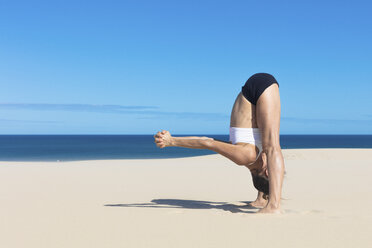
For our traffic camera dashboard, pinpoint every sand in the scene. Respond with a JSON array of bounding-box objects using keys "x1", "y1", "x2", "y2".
[{"x1": 0, "y1": 149, "x2": 371, "y2": 248}]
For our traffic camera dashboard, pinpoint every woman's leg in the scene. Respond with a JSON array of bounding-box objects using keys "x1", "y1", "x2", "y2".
[
  {"x1": 249, "y1": 191, "x2": 268, "y2": 208},
  {"x1": 255, "y1": 83, "x2": 285, "y2": 213},
  {"x1": 154, "y1": 131, "x2": 257, "y2": 166}
]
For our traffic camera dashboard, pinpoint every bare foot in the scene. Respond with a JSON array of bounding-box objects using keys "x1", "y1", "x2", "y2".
[
  {"x1": 257, "y1": 205, "x2": 282, "y2": 214},
  {"x1": 249, "y1": 199, "x2": 268, "y2": 208},
  {"x1": 154, "y1": 130, "x2": 172, "y2": 148},
  {"x1": 248, "y1": 191, "x2": 268, "y2": 208}
]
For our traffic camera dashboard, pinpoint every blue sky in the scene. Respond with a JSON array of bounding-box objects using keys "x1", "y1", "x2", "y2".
[{"x1": 0, "y1": 0, "x2": 371, "y2": 134}]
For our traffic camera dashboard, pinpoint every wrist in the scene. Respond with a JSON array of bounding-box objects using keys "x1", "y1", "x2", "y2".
[{"x1": 169, "y1": 137, "x2": 176, "y2": 146}]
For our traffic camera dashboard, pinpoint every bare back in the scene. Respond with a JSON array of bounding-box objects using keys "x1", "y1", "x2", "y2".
[{"x1": 230, "y1": 92, "x2": 258, "y2": 128}]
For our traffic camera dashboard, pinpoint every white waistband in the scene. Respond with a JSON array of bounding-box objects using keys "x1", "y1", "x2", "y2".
[{"x1": 229, "y1": 127, "x2": 262, "y2": 157}]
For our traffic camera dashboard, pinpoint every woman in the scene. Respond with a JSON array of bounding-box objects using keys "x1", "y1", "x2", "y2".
[{"x1": 154, "y1": 73, "x2": 285, "y2": 213}]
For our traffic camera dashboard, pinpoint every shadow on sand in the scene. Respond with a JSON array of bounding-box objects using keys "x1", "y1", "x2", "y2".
[{"x1": 104, "y1": 199, "x2": 259, "y2": 214}]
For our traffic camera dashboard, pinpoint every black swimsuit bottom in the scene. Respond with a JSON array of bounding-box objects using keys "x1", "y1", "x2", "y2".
[{"x1": 241, "y1": 73, "x2": 279, "y2": 105}]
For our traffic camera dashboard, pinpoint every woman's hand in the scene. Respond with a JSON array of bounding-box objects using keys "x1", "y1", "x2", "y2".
[{"x1": 154, "y1": 130, "x2": 172, "y2": 148}]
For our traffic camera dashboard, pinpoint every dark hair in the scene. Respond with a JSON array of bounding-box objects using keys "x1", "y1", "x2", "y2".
[{"x1": 251, "y1": 174, "x2": 269, "y2": 196}]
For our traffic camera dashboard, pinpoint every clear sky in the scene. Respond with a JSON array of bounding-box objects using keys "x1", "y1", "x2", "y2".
[{"x1": 0, "y1": 0, "x2": 371, "y2": 134}]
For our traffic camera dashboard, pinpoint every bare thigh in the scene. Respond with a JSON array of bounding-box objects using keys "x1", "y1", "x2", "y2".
[{"x1": 255, "y1": 84, "x2": 281, "y2": 148}]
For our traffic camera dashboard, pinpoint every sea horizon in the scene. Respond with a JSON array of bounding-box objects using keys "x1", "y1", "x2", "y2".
[
  {"x1": 1, "y1": 133, "x2": 371, "y2": 135},
  {"x1": 0, "y1": 134, "x2": 371, "y2": 162}
]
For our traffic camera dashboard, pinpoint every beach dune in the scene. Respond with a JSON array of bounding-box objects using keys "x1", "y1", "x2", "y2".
[{"x1": 0, "y1": 149, "x2": 371, "y2": 248}]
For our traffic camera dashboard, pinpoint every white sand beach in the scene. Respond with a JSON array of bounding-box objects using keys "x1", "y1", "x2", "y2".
[{"x1": 1, "y1": 149, "x2": 371, "y2": 248}]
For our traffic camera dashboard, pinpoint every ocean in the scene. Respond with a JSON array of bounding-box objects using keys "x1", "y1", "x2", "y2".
[{"x1": 0, "y1": 135, "x2": 371, "y2": 162}]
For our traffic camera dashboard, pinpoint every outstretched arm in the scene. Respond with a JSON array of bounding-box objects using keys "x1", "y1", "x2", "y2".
[
  {"x1": 155, "y1": 130, "x2": 258, "y2": 168},
  {"x1": 154, "y1": 130, "x2": 213, "y2": 149}
]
